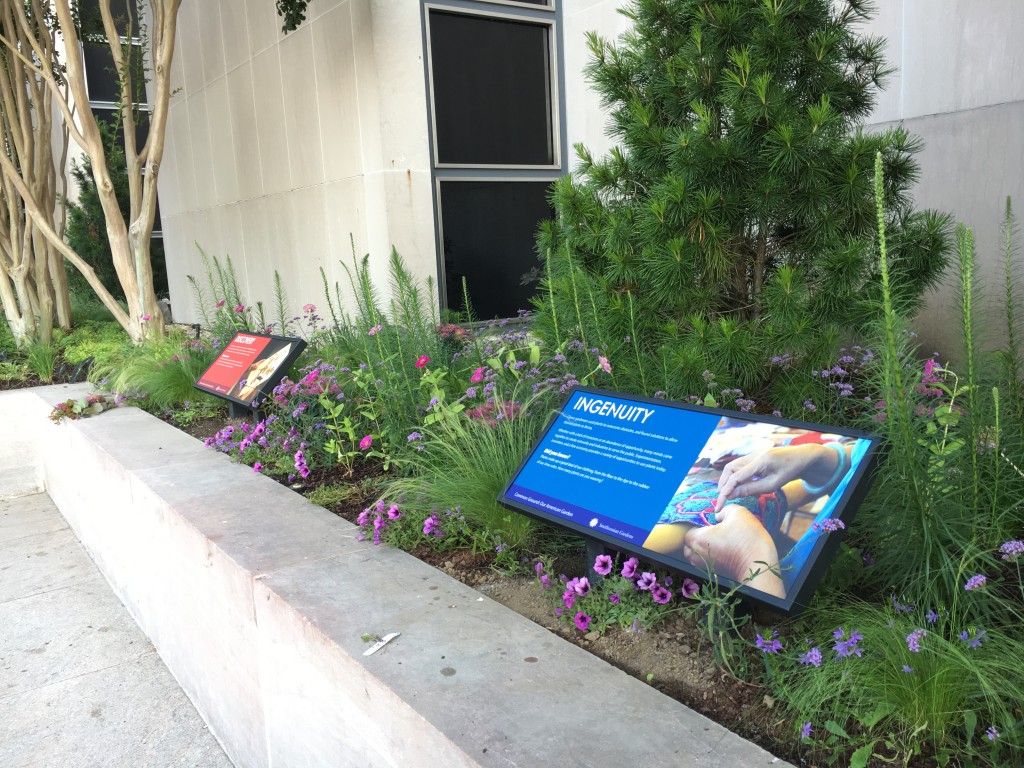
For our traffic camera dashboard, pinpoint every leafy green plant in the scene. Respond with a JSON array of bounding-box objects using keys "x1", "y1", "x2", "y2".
[
  {"x1": 89, "y1": 329, "x2": 219, "y2": 410},
  {"x1": 761, "y1": 159, "x2": 1024, "y2": 767},
  {"x1": 307, "y1": 481, "x2": 376, "y2": 510},
  {"x1": 533, "y1": 0, "x2": 951, "y2": 403},
  {"x1": 0, "y1": 358, "x2": 30, "y2": 383},
  {"x1": 381, "y1": 402, "x2": 548, "y2": 551},
  {"x1": 317, "y1": 393, "x2": 392, "y2": 474},
  {"x1": 766, "y1": 598, "x2": 1023, "y2": 766},
  {"x1": 24, "y1": 341, "x2": 57, "y2": 382},
  {"x1": 534, "y1": 552, "x2": 702, "y2": 634},
  {"x1": 58, "y1": 321, "x2": 130, "y2": 365},
  {"x1": 165, "y1": 397, "x2": 224, "y2": 429}
]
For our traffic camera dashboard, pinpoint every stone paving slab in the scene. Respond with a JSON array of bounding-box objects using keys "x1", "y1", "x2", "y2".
[
  {"x1": 0, "y1": 579, "x2": 154, "y2": 697},
  {"x1": 0, "y1": 653, "x2": 232, "y2": 768},
  {"x1": 0, "y1": 492, "x2": 232, "y2": 768},
  {"x1": 0, "y1": 527, "x2": 102, "y2": 604},
  {"x1": 0, "y1": 493, "x2": 69, "y2": 543}
]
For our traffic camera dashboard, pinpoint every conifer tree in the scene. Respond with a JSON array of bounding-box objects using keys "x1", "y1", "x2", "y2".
[{"x1": 536, "y1": 0, "x2": 951, "y2": 399}]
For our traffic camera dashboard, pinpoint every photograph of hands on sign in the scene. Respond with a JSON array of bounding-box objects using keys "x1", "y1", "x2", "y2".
[
  {"x1": 642, "y1": 418, "x2": 869, "y2": 600},
  {"x1": 227, "y1": 342, "x2": 294, "y2": 404}
]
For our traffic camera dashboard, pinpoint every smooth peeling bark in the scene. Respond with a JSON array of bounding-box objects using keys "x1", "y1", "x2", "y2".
[{"x1": 0, "y1": 0, "x2": 181, "y2": 343}]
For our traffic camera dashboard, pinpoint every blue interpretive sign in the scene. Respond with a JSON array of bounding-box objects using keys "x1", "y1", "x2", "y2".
[{"x1": 500, "y1": 387, "x2": 879, "y2": 613}]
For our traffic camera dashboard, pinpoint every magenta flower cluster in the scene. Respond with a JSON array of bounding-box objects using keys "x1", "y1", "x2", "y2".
[{"x1": 356, "y1": 499, "x2": 402, "y2": 544}]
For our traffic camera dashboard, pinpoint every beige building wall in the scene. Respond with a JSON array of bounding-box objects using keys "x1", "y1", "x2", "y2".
[
  {"x1": 159, "y1": 0, "x2": 435, "y2": 325},
  {"x1": 562, "y1": 1, "x2": 631, "y2": 164},
  {"x1": 859, "y1": 0, "x2": 1024, "y2": 359}
]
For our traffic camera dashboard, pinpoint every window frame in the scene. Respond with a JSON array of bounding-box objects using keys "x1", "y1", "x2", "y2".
[
  {"x1": 422, "y1": 0, "x2": 566, "y2": 313},
  {"x1": 424, "y1": 3, "x2": 562, "y2": 172}
]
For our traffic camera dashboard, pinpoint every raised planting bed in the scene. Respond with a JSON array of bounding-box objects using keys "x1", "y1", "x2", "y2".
[{"x1": 1, "y1": 384, "x2": 790, "y2": 768}]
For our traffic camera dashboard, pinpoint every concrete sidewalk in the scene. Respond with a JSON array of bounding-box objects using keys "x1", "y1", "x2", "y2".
[{"x1": 0, "y1": 491, "x2": 233, "y2": 768}]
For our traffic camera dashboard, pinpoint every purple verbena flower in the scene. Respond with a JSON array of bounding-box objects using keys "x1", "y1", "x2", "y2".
[
  {"x1": 960, "y1": 628, "x2": 987, "y2": 649},
  {"x1": 999, "y1": 540, "x2": 1024, "y2": 561},
  {"x1": 964, "y1": 574, "x2": 987, "y2": 591},
  {"x1": 811, "y1": 518, "x2": 846, "y2": 533},
  {"x1": 798, "y1": 647, "x2": 822, "y2": 667},
  {"x1": 906, "y1": 628, "x2": 927, "y2": 653},
  {"x1": 833, "y1": 628, "x2": 864, "y2": 659},
  {"x1": 756, "y1": 631, "x2": 782, "y2": 654}
]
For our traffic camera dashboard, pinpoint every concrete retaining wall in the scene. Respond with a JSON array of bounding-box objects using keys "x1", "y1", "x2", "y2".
[{"x1": 3, "y1": 384, "x2": 789, "y2": 768}]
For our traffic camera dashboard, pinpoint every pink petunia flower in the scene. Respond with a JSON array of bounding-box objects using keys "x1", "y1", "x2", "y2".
[
  {"x1": 621, "y1": 557, "x2": 639, "y2": 579},
  {"x1": 573, "y1": 612, "x2": 592, "y2": 632},
  {"x1": 680, "y1": 578, "x2": 700, "y2": 599},
  {"x1": 415, "y1": 355, "x2": 430, "y2": 368},
  {"x1": 651, "y1": 585, "x2": 672, "y2": 604},
  {"x1": 593, "y1": 554, "x2": 613, "y2": 576}
]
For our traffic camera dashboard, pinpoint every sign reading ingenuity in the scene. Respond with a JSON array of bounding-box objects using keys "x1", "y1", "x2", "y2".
[{"x1": 500, "y1": 387, "x2": 879, "y2": 613}]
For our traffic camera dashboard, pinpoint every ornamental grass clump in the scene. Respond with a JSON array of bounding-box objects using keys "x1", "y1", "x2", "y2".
[
  {"x1": 762, "y1": 163, "x2": 1024, "y2": 765},
  {"x1": 764, "y1": 595, "x2": 1024, "y2": 767}
]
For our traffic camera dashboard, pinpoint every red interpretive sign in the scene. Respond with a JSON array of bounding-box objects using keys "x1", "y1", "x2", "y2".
[{"x1": 195, "y1": 332, "x2": 305, "y2": 407}]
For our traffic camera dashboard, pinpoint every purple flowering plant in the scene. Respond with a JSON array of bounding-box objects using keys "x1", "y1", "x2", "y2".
[{"x1": 533, "y1": 554, "x2": 702, "y2": 634}]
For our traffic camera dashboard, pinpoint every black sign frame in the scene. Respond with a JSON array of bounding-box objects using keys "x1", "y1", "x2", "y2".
[{"x1": 194, "y1": 331, "x2": 307, "y2": 409}]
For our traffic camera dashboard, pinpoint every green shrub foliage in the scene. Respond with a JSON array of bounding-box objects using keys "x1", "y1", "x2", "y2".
[
  {"x1": 535, "y1": 0, "x2": 952, "y2": 398},
  {"x1": 65, "y1": 122, "x2": 168, "y2": 301}
]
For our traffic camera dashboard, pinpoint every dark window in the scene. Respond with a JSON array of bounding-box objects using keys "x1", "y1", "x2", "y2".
[
  {"x1": 429, "y1": 11, "x2": 553, "y2": 166},
  {"x1": 439, "y1": 181, "x2": 553, "y2": 318},
  {"x1": 83, "y1": 41, "x2": 146, "y2": 104},
  {"x1": 94, "y1": 107, "x2": 150, "y2": 153}
]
